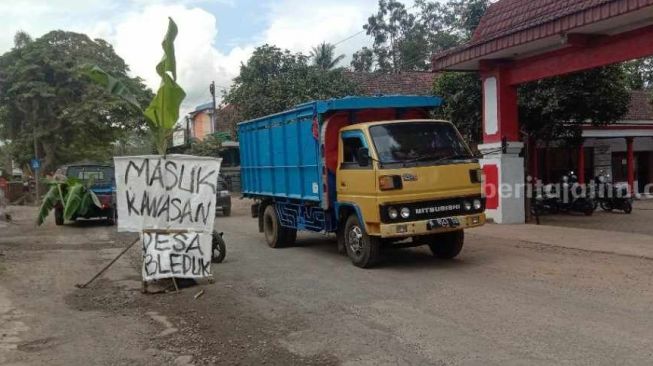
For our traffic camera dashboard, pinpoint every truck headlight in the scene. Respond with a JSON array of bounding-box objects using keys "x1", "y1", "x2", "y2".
[
  {"x1": 218, "y1": 190, "x2": 229, "y2": 197},
  {"x1": 388, "y1": 207, "x2": 399, "y2": 219},
  {"x1": 473, "y1": 199, "x2": 482, "y2": 210},
  {"x1": 463, "y1": 200, "x2": 472, "y2": 211},
  {"x1": 400, "y1": 207, "x2": 410, "y2": 219}
]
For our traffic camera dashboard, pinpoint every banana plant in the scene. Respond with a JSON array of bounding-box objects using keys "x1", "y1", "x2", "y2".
[
  {"x1": 86, "y1": 17, "x2": 186, "y2": 155},
  {"x1": 37, "y1": 178, "x2": 101, "y2": 226}
]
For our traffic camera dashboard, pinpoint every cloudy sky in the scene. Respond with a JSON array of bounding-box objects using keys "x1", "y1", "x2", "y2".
[{"x1": 0, "y1": 0, "x2": 405, "y2": 113}]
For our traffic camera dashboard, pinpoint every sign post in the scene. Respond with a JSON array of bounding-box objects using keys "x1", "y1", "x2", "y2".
[
  {"x1": 114, "y1": 154, "x2": 222, "y2": 290},
  {"x1": 30, "y1": 158, "x2": 41, "y2": 205}
]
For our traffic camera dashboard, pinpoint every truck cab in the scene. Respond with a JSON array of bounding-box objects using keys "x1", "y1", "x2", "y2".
[
  {"x1": 239, "y1": 96, "x2": 485, "y2": 268},
  {"x1": 335, "y1": 120, "x2": 485, "y2": 267}
]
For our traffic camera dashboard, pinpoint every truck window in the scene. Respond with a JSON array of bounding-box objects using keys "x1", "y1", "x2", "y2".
[{"x1": 341, "y1": 136, "x2": 366, "y2": 169}]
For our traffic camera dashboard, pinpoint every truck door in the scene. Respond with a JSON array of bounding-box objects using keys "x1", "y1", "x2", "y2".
[{"x1": 336, "y1": 130, "x2": 377, "y2": 223}]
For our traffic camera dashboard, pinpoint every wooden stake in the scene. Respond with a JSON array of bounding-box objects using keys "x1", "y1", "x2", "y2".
[{"x1": 76, "y1": 236, "x2": 140, "y2": 289}]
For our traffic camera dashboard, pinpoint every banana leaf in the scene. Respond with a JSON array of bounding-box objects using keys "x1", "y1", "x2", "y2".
[
  {"x1": 88, "y1": 190, "x2": 102, "y2": 208},
  {"x1": 63, "y1": 183, "x2": 85, "y2": 221},
  {"x1": 85, "y1": 17, "x2": 185, "y2": 155},
  {"x1": 85, "y1": 65, "x2": 143, "y2": 113},
  {"x1": 37, "y1": 184, "x2": 63, "y2": 226},
  {"x1": 77, "y1": 192, "x2": 92, "y2": 216}
]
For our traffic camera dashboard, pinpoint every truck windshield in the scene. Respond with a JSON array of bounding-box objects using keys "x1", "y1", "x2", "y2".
[{"x1": 369, "y1": 122, "x2": 472, "y2": 166}]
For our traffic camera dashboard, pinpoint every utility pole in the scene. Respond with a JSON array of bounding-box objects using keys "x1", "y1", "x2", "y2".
[
  {"x1": 32, "y1": 120, "x2": 40, "y2": 206},
  {"x1": 209, "y1": 81, "x2": 217, "y2": 133},
  {"x1": 185, "y1": 116, "x2": 191, "y2": 147}
]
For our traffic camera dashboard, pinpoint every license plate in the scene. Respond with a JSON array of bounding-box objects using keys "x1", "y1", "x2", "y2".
[{"x1": 427, "y1": 217, "x2": 460, "y2": 230}]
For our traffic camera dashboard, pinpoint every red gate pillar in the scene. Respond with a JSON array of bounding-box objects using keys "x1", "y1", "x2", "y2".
[
  {"x1": 478, "y1": 63, "x2": 525, "y2": 224},
  {"x1": 626, "y1": 137, "x2": 635, "y2": 194},
  {"x1": 577, "y1": 142, "x2": 585, "y2": 185}
]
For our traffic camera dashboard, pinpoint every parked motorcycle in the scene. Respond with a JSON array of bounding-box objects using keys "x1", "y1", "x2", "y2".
[
  {"x1": 557, "y1": 171, "x2": 595, "y2": 216},
  {"x1": 593, "y1": 173, "x2": 632, "y2": 214},
  {"x1": 531, "y1": 183, "x2": 559, "y2": 216}
]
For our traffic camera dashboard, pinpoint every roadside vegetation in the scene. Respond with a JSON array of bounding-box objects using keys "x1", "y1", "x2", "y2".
[{"x1": 0, "y1": 31, "x2": 153, "y2": 173}]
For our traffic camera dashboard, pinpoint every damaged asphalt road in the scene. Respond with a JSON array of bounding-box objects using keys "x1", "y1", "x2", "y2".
[{"x1": 1, "y1": 201, "x2": 653, "y2": 365}]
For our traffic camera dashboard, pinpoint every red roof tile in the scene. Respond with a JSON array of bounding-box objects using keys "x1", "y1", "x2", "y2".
[
  {"x1": 623, "y1": 90, "x2": 653, "y2": 121},
  {"x1": 344, "y1": 71, "x2": 437, "y2": 96},
  {"x1": 433, "y1": 0, "x2": 653, "y2": 70}
]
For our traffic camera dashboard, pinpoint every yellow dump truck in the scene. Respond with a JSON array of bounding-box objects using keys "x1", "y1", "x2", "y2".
[{"x1": 239, "y1": 96, "x2": 485, "y2": 268}]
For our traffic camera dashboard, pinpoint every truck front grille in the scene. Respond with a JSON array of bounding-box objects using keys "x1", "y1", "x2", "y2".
[{"x1": 379, "y1": 196, "x2": 485, "y2": 223}]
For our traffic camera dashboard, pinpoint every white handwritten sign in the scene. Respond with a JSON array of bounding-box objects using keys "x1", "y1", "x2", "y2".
[
  {"x1": 142, "y1": 232, "x2": 212, "y2": 281},
  {"x1": 114, "y1": 155, "x2": 222, "y2": 233}
]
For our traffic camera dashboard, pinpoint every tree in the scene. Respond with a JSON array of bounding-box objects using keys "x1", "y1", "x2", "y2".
[
  {"x1": 352, "y1": 0, "x2": 489, "y2": 72},
  {"x1": 351, "y1": 47, "x2": 374, "y2": 72},
  {"x1": 518, "y1": 65, "x2": 631, "y2": 144},
  {"x1": 224, "y1": 45, "x2": 358, "y2": 121},
  {"x1": 434, "y1": 66, "x2": 631, "y2": 146},
  {"x1": 310, "y1": 42, "x2": 345, "y2": 70},
  {"x1": 0, "y1": 31, "x2": 152, "y2": 173},
  {"x1": 433, "y1": 72, "x2": 482, "y2": 143},
  {"x1": 622, "y1": 57, "x2": 653, "y2": 90},
  {"x1": 188, "y1": 132, "x2": 230, "y2": 157},
  {"x1": 362, "y1": 0, "x2": 429, "y2": 72}
]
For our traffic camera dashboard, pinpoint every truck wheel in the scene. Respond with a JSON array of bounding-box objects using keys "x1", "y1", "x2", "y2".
[
  {"x1": 428, "y1": 230, "x2": 464, "y2": 259},
  {"x1": 344, "y1": 215, "x2": 380, "y2": 268},
  {"x1": 223, "y1": 206, "x2": 231, "y2": 217},
  {"x1": 106, "y1": 208, "x2": 116, "y2": 226},
  {"x1": 55, "y1": 207, "x2": 64, "y2": 226},
  {"x1": 263, "y1": 205, "x2": 296, "y2": 248}
]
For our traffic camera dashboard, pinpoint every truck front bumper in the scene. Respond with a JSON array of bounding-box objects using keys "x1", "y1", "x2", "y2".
[{"x1": 379, "y1": 213, "x2": 486, "y2": 238}]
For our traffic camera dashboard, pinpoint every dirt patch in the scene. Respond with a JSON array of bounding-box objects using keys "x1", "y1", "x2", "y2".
[
  {"x1": 65, "y1": 279, "x2": 140, "y2": 313},
  {"x1": 150, "y1": 287, "x2": 339, "y2": 366},
  {"x1": 64, "y1": 276, "x2": 337, "y2": 365}
]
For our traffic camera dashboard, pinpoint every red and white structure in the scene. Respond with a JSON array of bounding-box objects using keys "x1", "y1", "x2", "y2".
[{"x1": 433, "y1": 0, "x2": 653, "y2": 223}]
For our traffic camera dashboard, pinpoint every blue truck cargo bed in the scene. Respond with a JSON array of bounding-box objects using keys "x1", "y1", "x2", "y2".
[{"x1": 238, "y1": 95, "x2": 443, "y2": 205}]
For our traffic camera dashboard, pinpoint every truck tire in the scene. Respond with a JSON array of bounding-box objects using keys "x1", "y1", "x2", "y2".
[
  {"x1": 428, "y1": 230, "x2": 464, "y2": 259},
  {"x1": 106, "y1": 208, "x2": 116, "y2": 226},
  {"x1": 344, "y1": 215, "x2": 380, "y2": 268},
  {"x1": 55, "y1": 207, "x2": 64, "y2": 226},
  {"x1": 223, "y1": 206, "x2": 231, "y2": 217},
  {"x1": 263, "y1": 205, "x2": 296, "y2": 248}
]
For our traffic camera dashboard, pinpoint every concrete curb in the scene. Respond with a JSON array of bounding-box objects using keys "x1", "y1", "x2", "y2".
[{"x1": 471, "y1": 223, "x2": 653, "y2": 260}]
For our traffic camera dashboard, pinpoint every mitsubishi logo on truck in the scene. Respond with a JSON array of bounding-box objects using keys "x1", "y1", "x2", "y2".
[
  {"x1": 415, "y1": 204, "x2": 461, "y2": 215},
  {"x1": 402, "y1": 173, "x2": 417, "y2": 181}
]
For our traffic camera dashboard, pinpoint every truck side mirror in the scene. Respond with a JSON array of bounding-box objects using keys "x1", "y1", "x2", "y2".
[{"x1": 357, "y1": 147, "x2": 370, "y2": 167}]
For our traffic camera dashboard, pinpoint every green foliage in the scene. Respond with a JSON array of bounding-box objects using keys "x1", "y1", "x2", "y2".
[
  {"x1": 310, "y1": 42, "x2": 345, "y2": 70},
  {"x1": 351, "y1": 47, "x2": 374, "y2": 72},
  {"x1": 36, "y1": 177, "x2": 100, "y2": 225},
  {"x1": 188, "y1": 132, "x2": 230, "y2": 157},
  {"x1": 353, "y1": 0, "x2": 489, "y2": 72},
  {"x1": 145, "y1": 19, "x2": 186, "y2": 154},
  {"x1": 434, "y1": 66, "x2": 631, "y2": 145},
  {"x1": 37, "y1": 183, "x2": 64, "y2": 226},
  {"x1": 433, "y1": 72, "x2": 482, "y2": 143},
  {"x1": 86, "y1": 66, "x2": 143, "y2": 112},
  {"x1": 622, "y1": 57, "x2": 653, "y2": 90},
  {"x1": 0, "y1": 30, "x2": 152, "y2": 173},
  {"x1": 88, "y1": 18, "x2": 186, "y2": 155},
  {"x1": 224, "y1": 45, "x2": 358, "y2": 121},
  {"x1": 518, "y1": 65, "x2": 631, "y2": 144}
]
